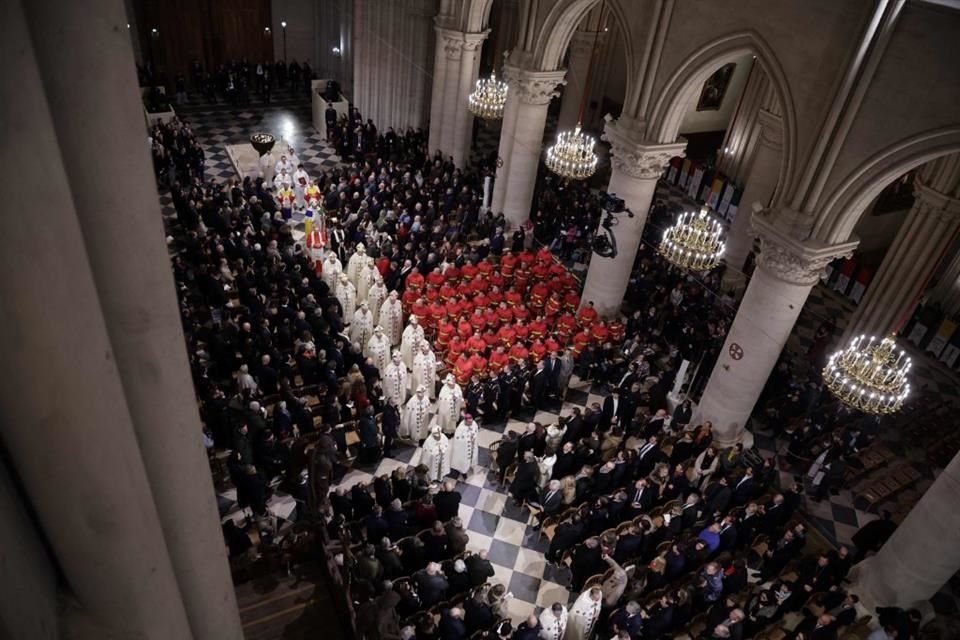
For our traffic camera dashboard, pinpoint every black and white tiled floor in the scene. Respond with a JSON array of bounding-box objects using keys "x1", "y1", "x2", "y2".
[{"x1": 165, "y1": 97, "x2": 960, "y2": 618}]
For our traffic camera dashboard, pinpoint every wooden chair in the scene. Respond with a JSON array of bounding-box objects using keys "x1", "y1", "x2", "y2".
[
  {"x1": 583, "y1": 573, "x2": 605, "y2": 589},
  {"x1": 540, "y1": 514, "x2": 560, "y2": 544}
]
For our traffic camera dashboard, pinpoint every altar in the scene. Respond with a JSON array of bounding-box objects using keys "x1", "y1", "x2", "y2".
[{"x1": 224, "y1": 136, "x2": 299, "y2": 184}]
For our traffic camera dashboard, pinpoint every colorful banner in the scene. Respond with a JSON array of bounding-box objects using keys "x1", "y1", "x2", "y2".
[
  {"x1": 718, "y1": 183, "x2": 736, "y2": 216},
  {"x1": 667, "y1": 156, "x2": 683, "y2": 184},
  {"x1": 706, "y1": 178, "x2": 724, "y2": 209},
  {"x1": 926, "y1": 318, "x2": 956, "y2": 357},
  {"x1": 907, "y1": 322, "x2": 929, "y2": 346},
  {"x1": 688, "y1": 168, "x2": 704, "y2": 200},
  {"x1": 679, "y1": 158, "x2": 693, "y2": 188},
  {"x1": 832, "y1": 258, "x2": 856, "y2": 295},
  {"x1": 849, "y1": 268, "x2": 873, "y2": 304}
]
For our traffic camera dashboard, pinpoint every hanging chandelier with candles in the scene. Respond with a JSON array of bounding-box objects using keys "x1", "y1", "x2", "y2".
[
  {"x1": 468, "y1": 72, "x2": 508, "y2": 120},
  {"x1": 545, "y1": 124, "x2": 599, "y2": 180},
  {"x1": 544, "y1": 2, "x2": 604, "y2": 180},
  {"x1": 822, "y1": 334, "x2": 911, "y2": 415},
  {"x1": 658, "y1": 205, "x2": 726, "y2": 272}
]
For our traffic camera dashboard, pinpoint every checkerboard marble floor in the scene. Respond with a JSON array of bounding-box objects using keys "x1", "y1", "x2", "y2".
[{"x1": 166, "y1": 101, "x2": 960, "y2": 617}]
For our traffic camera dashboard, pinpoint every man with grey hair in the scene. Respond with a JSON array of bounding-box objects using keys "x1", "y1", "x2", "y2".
[
  {"x1": 609, "y1": 601, "x2": 643, "y2": 639},
  {"x1": 445, "y1": 516, "x2": 469, "y2": 555},
  {"x1": 413, "y1": 561, "x2": 449, "y2": 607},
  {"x1": 532, "y1": 479, "x2": 564, "y2": 528},
  {"x1": 439, "y1": 607, "x2": 467, "y2": 640}
]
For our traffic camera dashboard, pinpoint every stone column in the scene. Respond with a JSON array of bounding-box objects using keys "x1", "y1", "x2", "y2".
[
  {"x1": 1, "y1": 2, "x2": 194, "y2": 636},
  {"x1": 696, "y1": 212, "x2": 858, "y2": 446},
  {"x1": 438, "y1": 28, "x2": 464, "y2": 161},
  {"x1": 580, "y1": 119, "x2": 686, "y2": 316},
  {"x1": 556, "y1": 30, "x2": 596, "y2": 133},
  {"x1": 932, "y1": 246, "x2": 960, "y2": 315},
  {"x1": 21, "y1": 0, "x2": 244, "y2": 637},
  {"x1": 489, "y1": 65, "x2": 522, "y2": 215},
  {"x1": 493, "y1": 66, "x2": 566, "y2": 228},
  {"x1": 721, "y1": 108, "x2": 784, "y2": 294},
  {"x1": 843, "y1": 156, "x2": 960, "y2": 340},
  {"x1": 450, "y1": 31, "x2": 488, "y2": 168},
  {"x1": 428, "y1": 22, "x2": 453, "y2": 155},
  {"x1": 855, "y1": 449, "x2": 960, "y2": 608}
]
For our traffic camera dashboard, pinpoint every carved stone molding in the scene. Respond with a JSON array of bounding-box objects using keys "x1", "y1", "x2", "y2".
[
  {"x1": 461, "y1": 31, "x2": 489, "y2": 52},
  {"x1": 914, "y1": 181, "x2": 960, "y2": 223},
  {"x1": 756, "y1": 109, "x2": 784, "y2": 151},
  {"x1": 603, "y1": 118, "x2": 687, "y2": 180},
  {"x1": 504, "y1": 67, "x2": 566, "y2": 106},
  {"x1": 754, "y1": 211, "x2": 858, "y2": 286}
]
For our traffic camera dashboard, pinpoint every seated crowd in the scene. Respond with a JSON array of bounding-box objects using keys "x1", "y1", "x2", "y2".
[{"x1": 159, "y1": 102, "x2": 916, "y2": 640}]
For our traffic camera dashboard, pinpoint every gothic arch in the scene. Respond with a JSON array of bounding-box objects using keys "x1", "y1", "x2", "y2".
[
  {"x1": 465, "y1": 0, "x2": 495, "y2": 33},
  {"x1": 646, "y1": 31, "x2": 798, "y2": 209},
  {"x1": 811, "y1": 127, "x2": 960, "y2": 244},
  {"x1": 533, "y1": 0, "x2": 634, "y2": 97}
]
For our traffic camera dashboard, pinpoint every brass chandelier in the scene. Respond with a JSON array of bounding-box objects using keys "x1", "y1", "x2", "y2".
[
  {"x1": 658, "y1": 206, "x2": 726, "y2": 272},
  {"x1": 545, "y1": 124, "x2": 598, "y2": 180},
  {"x1": 544, "y1": 1, "x2": 604, "y2": 180},
  {"x1": 822, "y1": 334, "x2": 911, "y2": 415},
  {"x1": 468, "y1": 72, "x2": 508, "y2": 120}
]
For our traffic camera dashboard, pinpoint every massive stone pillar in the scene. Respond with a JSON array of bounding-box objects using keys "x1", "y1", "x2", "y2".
[
  {"x1": 20, "y1": 0, "x2": 244, "y2": 637},
  {"x1": 855, "y1": 449, "x2": 960, "y2": 608},
  {"x1": 580, "y1": 119, "x2": 686, "y2": 316},
  {"x1": 721, "y1": 108, "x2": 784, "y2": 294},
  {"x1": 491, "y1": 66, "x2": 566, "y2": 227},
  {"x1": 556, "y1": 30, "x2": 596, "y2": 133},
  {"x1": 428, "y1": 23, "x2": 453, "y2": 155},
  {"x1": 843, "y1": 154, "x2": 960, "y2": 340},
  {"x1": 1, "y1": 2, "x2": 195, "y2": 637},
  {"x1": 932, "y1": 246, "x2": 960, "y2": 315},
  {"x1": 451, "y1": 32, "x2": 487, "y2": 168},
  {"x1": 696, "y1": 212, "x2": 858, "y2": 446}
]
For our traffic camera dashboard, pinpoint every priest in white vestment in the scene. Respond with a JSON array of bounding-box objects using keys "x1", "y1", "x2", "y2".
[
  {"x1": 292, "y1": 165, "x2": 309, "y2": 209},
  {"x1": 320, "y1": 253, "x2": 343, "y2": 291},
  {"x1": 421, "y1": 425, "x2": 451, "y2": 482},
  {"x1": 435, "y1": 374, "x2": 464, "y2": 434},
  {"x1": 564, "y1": 587, "x2": 603, "y2": 640},
  {"x1": 402, "y1": 385, "x2": 433, "y2": 441},
  {"x1": 365, "y1": 326, "x2": 392, "y2": 374},
  {"x1": 335, "y1": 273, "x2": 357, "y2": 323},
  {"x1": 367, "y1": 275, "x2": 388, "y2": 325},
  {"x1": 346, "y1": 243, "x2": 367, "y2": 285},
  {"x1": 380, "y1": 291, "x2": 404, "y2": 346},
  {"x1": 382, "y1": 352, "x2": 408, "y2": 407},
  {"x1": 451, "y1": 414, "x2": 480, "y2": 475},
  {"x1": 539, "y1": 603, "x2": 568, "y2": 640},
  {"x1": 401, "y1": 316, "x2": 425, "y2": 370},
  {"x1": 356, "y1": 257, "x2": 376, "y2": 303},
  {"x1": 411, "y1": 342, "x2": 438, "y2": 400},
  {"x1": 350, "y1": 301, "x2": 375, "y2": 348}
]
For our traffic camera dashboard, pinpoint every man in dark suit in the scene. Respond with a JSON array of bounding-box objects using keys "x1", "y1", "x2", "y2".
[
  {"x1": 548, "y1": 514, "x2": 584, "y2": 563},
  {"x1": 601, "y1": 390, "x2": 622, "y2": 432},
  {"x1": 570, "y1": 538, "x2": 603, "y2": 591},
  {"x1": 364, "y1": 505, "x2": 389, "y2": 543},
  {"x1": 635, "y1": 435, "x2": 663, "y2": 478},
  {"x1": 614, "y1": 523, "x2": 644, "y2": 563},
  {"x1": 629, "y1": 478, "x2": 656, "y2": 516},
  {"x1": 718, "y1": 515, "x2": 738, "y2": 552},
  {"x1": 439, "y1": 607, "x2": 468, "y2": 640},
  {"x1": 496, "y1": 431, "x2": 519, "y2": 484},
  {"x1": 552, "y1": 441, "x2": 578, "y2": 480},
  {"x1": 704, "y1": 476, "x2": 732, "y2": 516},
  {"x1": 381, "y1": 397, "x2": 401, "y2": 457},
  {"x1": 513, "y1": 614, "x2": 542, "y2": 640},
  {"x1": 530, "y1": 360, "x2": 550, "y2": 409},
  {"x1": 561, "y1": 408, "x2": 584, "y2": 445},
  {"x1": 414, "y1": 562, "x2": 449, "y2": 607},
  {"x1": 794, "y1": 614, "x2": 838, "y2": 640},
  {"x1": 731, "y1": 466, "x2": 756, "y2": 506},
  {"x1": 532, "y1": 479, "x2": 564, "y2": 527},
  {"x1": 435, "y1": 479, "x2": 462, "y2": 522},
  {"x1": 465, "y1": 549, "x2": 495, "y2": 586}
]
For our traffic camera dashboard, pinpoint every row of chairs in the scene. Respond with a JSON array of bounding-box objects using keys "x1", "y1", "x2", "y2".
[{"x1": 853, "y1": 462, "x2": 922, "y2": 508}]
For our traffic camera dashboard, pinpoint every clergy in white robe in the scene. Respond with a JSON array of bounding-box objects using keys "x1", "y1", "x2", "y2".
[
  {"x1": 411, "y1": 342, "x2": 438, "y2": 400},
  {"x1": 356, "y1": 257, "x2": 376, "y2": 303},
  {"x1": 347, "y1": 243, "x2": 367, "y2": 285},
  {"x1": 402, "y1": 386, "x2": 434, "y2": 441},
  {"x1": 274, "y1": 155, "x2": 294, "y2": 177},
  {"x1": 380, "y1": 292, "x2": 404, "y2": 346},
  {"x1": 367, "y1": 276, "x2": 388, "y2": 325},
  {"x1": 450, "y1": 415, "x2": 480, "y2": 474},
  {"x1": 436, "y1": 374, "x2": 464, "y2": 434},
  {"x1": 273, "y1": 168, "x2": 292, "y2": 191},
  {"x1": 421, "y1": 425, "x2": 451, "y2": 482},
  {"x1": 382, "y1": 352, "x2": 408, "y2": 406},
  {"x1": 366, "y1": 326, "x2": 391, "y2": 374},
  {"x1": 321, "y1": 254, "x2": 343, "y2": 292},
  {"x1": 401, "y1": 317, "x2": 425, "y2": 370},
  {"x1": 335, "y1": 274, "x2": 357, "y2": 323},
  {"x1": 539, "y1": 603, "x2": 568, "y2": 640},
  {"x1": 292, "y1": 166, "x2": 309, "y2": 209},
  {"x1": 564, "y1": 588, "x2": 603, "y2": 640},
  {"x1": 350, "y1": 302, "x2": 375, "y2": 348}
]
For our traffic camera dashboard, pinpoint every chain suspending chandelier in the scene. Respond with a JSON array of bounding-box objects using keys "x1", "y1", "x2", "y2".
[
  {"x1": 468, "y1": 72, "x2": 508, "y2": 120},
  {"x1": 545, "y1": 1, "x2": 605, "y2": 180},
  {"x1": 822, "y1": 334, "x2": 911, "y2": 414},
  {"x1": 658, "y1": 205, "x2": 726, "y2": 272}
]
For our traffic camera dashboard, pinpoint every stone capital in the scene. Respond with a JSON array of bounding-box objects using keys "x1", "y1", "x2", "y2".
[
  {"x1": 754, "y1": 209, "x2": 859, "y2": 285},
  {"x1": 602, "y1": 118, "x2": 687, "y2": 180},
  {"x1": 914, "y1": 181, "x2": 960, "y2": 223},
  {"x1": 435, "y1": 26, "x2": 465, "y2": 60},
  {"x1": 503, "y1": 65, "x2": 566, "y2": 105},
  {"x1": 461, "y1": 30, "x2": 490, "y2": 52}
]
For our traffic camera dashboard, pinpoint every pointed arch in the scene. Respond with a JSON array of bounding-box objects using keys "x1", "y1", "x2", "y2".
[
  {"x1": 812, "y1": 127, "x2": 960, "y2": 244},
  {"x1": 646, "y1": 31, "x2": 797, "y2": 209}
]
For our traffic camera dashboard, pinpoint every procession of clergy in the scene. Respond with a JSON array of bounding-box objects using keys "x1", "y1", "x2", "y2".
[{"x1": 313, "y1": 237, "x2": 626, "y2": 485}]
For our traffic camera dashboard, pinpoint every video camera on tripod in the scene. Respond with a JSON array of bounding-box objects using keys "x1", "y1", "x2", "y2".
[{"x1": 591, "y1": 193, "x2": 633, "y2": 259}]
